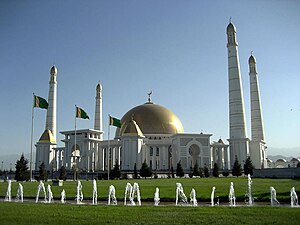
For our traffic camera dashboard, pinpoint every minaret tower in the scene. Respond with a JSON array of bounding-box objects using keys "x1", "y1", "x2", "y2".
[
  {"x1": 94, "y1": 82, "x2": 103, "y2": 140},
  {"x1": 249, "y1": 53, "x2": 267, "y2": 168},
  {"x1": 35, "y1": 65, "x2": 57, "y2": 170},
  {"x1": 226, "y1": 21, "x2": 249, "y2": 167},
  {"x1": 45, "y1": 65, "x2": 58, "y2": 142}
]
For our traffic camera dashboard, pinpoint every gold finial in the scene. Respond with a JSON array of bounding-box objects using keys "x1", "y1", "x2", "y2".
[
  {"x1": 147, "y1": 91, "x2": 152, "y2": 103},
  {"x1": 229, "y1": 17, "x2": 232, "y2": 23}
]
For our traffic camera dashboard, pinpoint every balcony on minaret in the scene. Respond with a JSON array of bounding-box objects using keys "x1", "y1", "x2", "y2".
[
  {"x1": 249, "y1": 55, "x2": 257, "y2": 74},
  {"x1": 226, "y1": 22, "x2": 238, "y2": 47}
]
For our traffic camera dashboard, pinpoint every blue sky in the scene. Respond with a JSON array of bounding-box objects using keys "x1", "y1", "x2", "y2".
[{"x1": 0, "y1": 0, "x2": 299, "y2": 164}]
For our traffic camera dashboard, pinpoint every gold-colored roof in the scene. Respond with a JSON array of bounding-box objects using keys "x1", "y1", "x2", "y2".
[
  {"x1": 116, "y1": 102, "x2": 184, "y2": 137},
  {"x1": 248, "y1": 55, "x2": 256, "y2": 64},
  {"x1": 123, "y1": 119, "x2": 144, "y2": 136},
  {"x1": 218, "y1": 138, "x2": 224, "y2": 144},
  {"x1": 50, "y1": 65, "x2": 57, "y2": 76},
  {"x1": 226, "y1": 22, "x2": 236, "y2": 33},
  {"x1": 39, "y1": 129, "x2": 55, "y2": 143}
]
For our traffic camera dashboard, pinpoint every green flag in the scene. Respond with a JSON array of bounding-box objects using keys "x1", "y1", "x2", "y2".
[
  {"x1": 76, "y1": 106, "x2": 89, "y2": 119},
  {"x1": 33, "y1": 95, "x2": 48, "y2": 109},
  {"x1": 109, "y1": 116, "x2": 121, "y2": 128}
]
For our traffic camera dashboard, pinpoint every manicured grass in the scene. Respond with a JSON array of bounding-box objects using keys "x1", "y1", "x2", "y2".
[
  {"x1": 1, "y1": 177, "x2": 299, "y2": 203},
  {"x1": 0, "y1": 202, "x2": 299, "y2": 225}
]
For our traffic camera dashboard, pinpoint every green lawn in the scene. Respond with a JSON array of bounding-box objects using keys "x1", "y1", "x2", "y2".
[
  {"x1": 1, "y1": 178, "x2": 300, "y2": 224},
  {"x1": 1, "y1": 177, "x2": 299, "y2": 203},
  {"x1": 0, "y1": 203, "x2": 299, "y2": 225}
]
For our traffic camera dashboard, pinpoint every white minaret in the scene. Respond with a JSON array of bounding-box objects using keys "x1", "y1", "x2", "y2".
[
  {"x1": 94, "y1": 82, "x2": 103, "y2": 140},
  {"x1": 45, "y1": 65, "x2": 57, "y2": 142},
  {"x1": 35, "y1": 65, "x2": 57, "y2": 170},
  {"x1": 249, "y1": 53, "x2": 267, "y2": 168},
  {"x1": 226, "y1": 21, "x2": 249, "y2": 168}
]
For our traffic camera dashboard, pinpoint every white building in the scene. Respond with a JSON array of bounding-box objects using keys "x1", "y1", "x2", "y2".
[
  {"x1": 57, "y1": 94, "x2": 212, "y2": 173},
  {"x1": 36, "y1": 21, "x2": 268, "y2": 173}
]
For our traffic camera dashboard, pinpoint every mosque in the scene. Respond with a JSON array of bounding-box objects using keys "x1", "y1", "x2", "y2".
[{"x1": 35, "y1": 21, "x2": 267, "y2": 174}]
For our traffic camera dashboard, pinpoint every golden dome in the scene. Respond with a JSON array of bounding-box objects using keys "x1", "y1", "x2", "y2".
[
  {"x1": 39, "y1": 129, "x2": 55, "y2": 143},
  {"x1": 116, "y1": 102, "x2": 184, "y2": 137},
  {"x1": 123, "y1": 119, "x2": 144, "y2": 137}
]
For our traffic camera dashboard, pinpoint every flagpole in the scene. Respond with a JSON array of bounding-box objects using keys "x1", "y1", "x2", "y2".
[
  {"x1": 74, "y1": 105, "x2": 77, "y2": 180},
  {"x1": 107, "y1": 114, "x2": 110, "y2": 180},
  {"x1": 30, "y1": 93, "x2": 35, "y2": 181}
]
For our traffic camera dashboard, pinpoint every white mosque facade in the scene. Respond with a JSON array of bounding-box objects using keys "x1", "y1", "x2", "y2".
[{"x1": 35, "y1": 21, "x2": 267, "y2": 173}]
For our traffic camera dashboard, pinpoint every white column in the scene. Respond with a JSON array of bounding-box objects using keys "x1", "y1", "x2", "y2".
[
  {"x1": 45, "y1": 65, "x2": 57, "y2": 142},
  {"x1": 227, "y1": 22, "x2": 249, "y2": 164},
  {"x1": 217, "y1": 147, "x2": 223, "y2": 169},
  {"x1": 249, "y1": 54, "x2": 265, "y2": 142},
  {"x1": 224, "y1": 146, "x2": 229, "y2": 170},
  {"x1": 94, "y1": 83, "x2": 103, "y2": 140}
]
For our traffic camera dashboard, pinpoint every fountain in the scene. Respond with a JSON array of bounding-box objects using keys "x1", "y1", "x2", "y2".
[
  {"x1": 229, "y1": 182, "x2": 236, "y2": 206},
  {"x1": 190, "y1": 188, "x2": 197, "y2": 207},
  {"x1": 76, "y1": 180, "x2": 84, "y2": 204},
  {"x1": 132, "y1": 182, "x2": 141, "y2": 206},
  {"x1": 61, "y1": 189, "x2": 66, "y2": 204},
  {"x1": 175, "y1": 183, "x2": 188, "y2": 206},
  {"x1": 245, "y1": 174, "x2": 253, "y2": 206},
  {"x1": 35, "y1": 181, "x2": 47, "y2": 203},
  {"x1": 16, "y1": 183, "x2": 23, "y2": 203},
  {"x1": 154, "y1": 187, "x2": 160, "y2": 206},
  {"x1": 92, "y1": 179, "x2": 97, "y2": 205},
  {"x1": 108, "y1": 185, "x2": 117, "y2": 205},
  {"x1": 290, "y1": 187, "x2": 298, "y2": 207},
  {"x1": 47, "y1": 184, "x2": 54, "y2": 203},
  {"x1": 4, "y1": 180, "x2": 12, "y2": 202},
  {"x1": 124, "y1": 182, "x2": 141, "y2": 206},
  {"x1": 270, "y1": 186, "x2": 280, "y2": 206},
  {"x1": 211, "y1": 186, "x2": 216, "y2": 206},
  {"x1": 124, "y1": 183, "x2": 133, "y2": 205}
]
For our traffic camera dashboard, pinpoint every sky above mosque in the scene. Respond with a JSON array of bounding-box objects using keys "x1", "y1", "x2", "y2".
[{"x1": 0, "y1": 0, "x2": 299, "y2": 162}]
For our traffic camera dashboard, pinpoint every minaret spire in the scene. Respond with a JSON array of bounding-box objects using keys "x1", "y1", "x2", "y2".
[
  {"x1": 226, "y1": 21, "x2": 249, "y2": 167},
  {"x1": 249, "y1": 53, "x2": 267, "y2": 168},
  {"x1": 94, "y1": 82, "x2": 103, "y2": 140},
  {"x1": 45, "y1": 65, "x2": 57, "y2": 142},
  {"x1": 36, "y1": 65, "x2": 58, "y2": 171}
]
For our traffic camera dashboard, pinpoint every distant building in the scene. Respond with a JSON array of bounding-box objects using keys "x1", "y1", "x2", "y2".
[{"x1": 267, "y1": 158, "x2": 300, "y2": 168}]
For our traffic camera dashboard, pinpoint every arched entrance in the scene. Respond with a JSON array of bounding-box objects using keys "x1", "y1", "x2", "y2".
[
  {"x1": 189, "y1": 144, "x2": 201, "y2": 168},
  {"x1": 71, "y1": 144, "x2": 81, "y2": 168}
]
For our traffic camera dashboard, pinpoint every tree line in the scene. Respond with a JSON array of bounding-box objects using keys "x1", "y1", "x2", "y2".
[{"x1": 8, "y1": 153, "x2": 300, "y2": 181}]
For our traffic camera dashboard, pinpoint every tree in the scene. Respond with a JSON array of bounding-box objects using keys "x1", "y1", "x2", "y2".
[
  {"x1": 171, "y1": 165, "x2": 175, "y2": 178},
  {"x1": 139, "y1": 161, "x2": 152, "y2": 178},
  {"x1": 59, "y1": 166, "x2": 67, "y2": 180},
  {"x1": 297, "y1": 162, "x2": 300, "y2": 168},
  {"x1": 133, "y1": 163, "x2": 138, "y2": 179},
  {"x1": 232, "y1": 155, "x2": 242, "y2": 177},
  {"x1": 176, "y1": 161, "x2": 184, "y2": 178},
  {"x1": 192, "y1": 161, "x2": 200, "y2": 177},
  {"x1": 111, "y1": 161, "x2": 121, "y2": 179},
  {"x1": 213, "y1": 163, "x2": 219, "y2": 177},
  {"x1": 204, "y1": 165, "x2": 209, "y2": 178},
  {"x1": 15, "y1": 154, "x2": 30, "y2": 181},
  {"x1": 38, "y1": 162, "x2": 48, "y2": 181},
  {"x1": 244, "y1": 156, "x2": 254, "y2": 176},
  {"x1": 199, "y1": 168, "x2": 204, "y2": 178},
  {"x1": 222, "y1": 169, "x2": 230, "y2": 177}
]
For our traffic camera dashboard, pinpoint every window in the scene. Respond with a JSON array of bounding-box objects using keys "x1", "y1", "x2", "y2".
[
  {"x1": 156, "y1": 147, "x2": 159, "y2": 156},
  {"x1": 150, "y1": 147, "x2": 153, "y2": 156}
]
